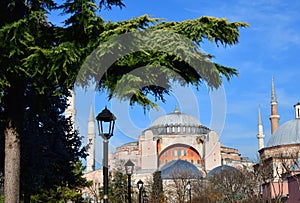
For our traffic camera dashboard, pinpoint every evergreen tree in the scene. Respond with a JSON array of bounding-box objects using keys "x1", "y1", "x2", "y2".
[
  {"x1": 151, "y1": 171, "x2": 164, "y2": 203},
  {"x1": 30, "y1": 161, "x2": 90, "y2": 202},
  {"x1": 20, "y1": 85, "x2": 87, "y2": 201},
  {"x1": 0, "y1": 82, "x2": 88, "y2": 202},
  {"x1": 109, "y1": 171, "x2": 128, "y2": 203}
]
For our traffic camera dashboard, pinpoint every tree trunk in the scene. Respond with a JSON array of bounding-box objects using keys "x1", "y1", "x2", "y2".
[
  {"x1": 4, "y1": 81, "x2": 24, "y2": 203},
  {"x1": 4, "y1": 122, "x2": 21, "y2": 203}
]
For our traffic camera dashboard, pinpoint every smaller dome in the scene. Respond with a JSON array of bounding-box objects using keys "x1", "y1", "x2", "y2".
[
  {"x1": 121, "y1": 141, "x2": 138, "y2": 147},
  {"x1": 207, "y1": 165, "x2": 239, "y2": 178},
  {"x1": 267, "y1": 119, "x2": 300, "y2": 147},
  {"x1": 159, "y1": 160, "x2": 202, "y2": 179}
]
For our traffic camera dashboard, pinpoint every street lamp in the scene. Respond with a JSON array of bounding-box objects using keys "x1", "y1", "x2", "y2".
[
  {"x1": 96, "y1": 107, "x2": 116, "y2": 203},
  {"x1": 186, "y1": 180, "x2": 191, "y2": 203},
  {"x1": 125, "y1": 159, "x2": 135, "y2": 203},
  {"x1": 137, "y1": 179, "x2": 144, "y2": 203}
]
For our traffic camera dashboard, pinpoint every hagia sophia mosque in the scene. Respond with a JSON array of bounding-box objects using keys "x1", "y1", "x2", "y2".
[
  {"x1": 83, "y1": 98, "x2": 250, "y2": 180},
  {"x1": 64, "y1": 77, "x2": 300, "y2": 201}
]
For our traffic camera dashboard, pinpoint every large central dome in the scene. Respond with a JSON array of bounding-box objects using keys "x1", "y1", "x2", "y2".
[
  {"x1": 151, "y1": 111, "x2": 202, "y2": 127},
  {"x1": 267, "y1": 119, "x2": 300, "y2": 147},
  {"x1": 147, "y1": 109, "x2": 209, "y2": 135}
]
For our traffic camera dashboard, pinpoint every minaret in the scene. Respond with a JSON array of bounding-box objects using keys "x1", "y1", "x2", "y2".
[
  {"x1": 65, "y1": 89, "x2": 76, "y2": 130},
  {"x1": 269, "y1": 77, "x2": 280, "y2": 134},
  {"x1": 257, "y1": 105, "x2": 265, "y2": 150},
  {"x1": 86, "y1": 104, "x2": 96, "y2": 172},
  {"x1": 294, "y1": 102, "x2": 300, "y2": 119}
]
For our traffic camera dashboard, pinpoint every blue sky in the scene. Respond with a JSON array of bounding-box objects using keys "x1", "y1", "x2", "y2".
[{"x1": 51, "y1": 0, "x2": 300, "y2": 167}]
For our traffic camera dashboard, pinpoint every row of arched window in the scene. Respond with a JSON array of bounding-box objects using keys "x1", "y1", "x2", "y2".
[{"x1": 151, "y1": 125, "x2": 209, "y2": 135}]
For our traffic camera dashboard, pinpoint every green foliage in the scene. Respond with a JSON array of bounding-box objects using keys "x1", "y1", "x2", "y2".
[
  {"x1": 0, "y1": 11, "x2": 76, "y2": 99},
  {"x1": 99, "y1": 0, "x2": 125, "y2": 9},
  {"x1": 20, "y1": 85, "x2": 86, "y2": 194},
  {"x1": 154, "y1": 16, "x2": 249, "y2": 46},
  {"x1": 0, "y1": 82, "x2": 88, "y2": 198},
  {"x1": 0, "y1": 0, "x2": 56, "y2": 27},
  {"x1": 78, "y1": 15, "x2": 248, "y2": 109},
  {"x1": 151, "y1": 171, "x2": 164, "y2": 203},
  {"x1": 109, "y1": 171, "x2": 128, "y2": 202},
  {"x1": 0, "y1": 0, "x2": 248, "y2": 107},
  {"x1": 29, "y1": 161, "x2": 90, "y2": 202},
  {"x1": 31, "y1": 185, "x2": 83, "y2": 203}
]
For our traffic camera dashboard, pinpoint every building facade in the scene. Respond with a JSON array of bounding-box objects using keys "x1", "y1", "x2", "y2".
[
  {"x1": 257, "y1": 78, "x2": 300, "y2": 201},
  {"x1": 74, "y1": 95, "x2": 251, "y2": 202},
  {"x1": 107, "y1": 107, "x2": 248, "y2": 178}
]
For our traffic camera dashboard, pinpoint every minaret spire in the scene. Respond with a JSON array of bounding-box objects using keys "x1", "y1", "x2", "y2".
[
  {"x1": 258, "y1": 104, "x2": 262, "y2": 125},
  {"x1": 271, "y1": 76, "x2": 277, "y2": 103},
  {"x1": 269, "y1": 76, "x2": 280, "y2": 134},
  {"x1": 257, "y1": 105, "x2": 265, "y2": 150},
  {"x1": 86, "y1": 103, "x2": 96, "y2": 172}
]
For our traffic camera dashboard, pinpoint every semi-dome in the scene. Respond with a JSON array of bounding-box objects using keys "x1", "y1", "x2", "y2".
[
  {"x1": 151, "y1": 111, "x2": 202, "y2": 127},
  {"x1": 206, "y1": 165, "x2": 239, "y2": 178},
  {"x1": 159, "y1": 160, "x2": 202, "y2": 179},
  {"x1": 119, "y1": 141, "x2": 138, "y2": 147},
  {"x1": 267, "y1": 119, "x2": 300, "y2": 147}
]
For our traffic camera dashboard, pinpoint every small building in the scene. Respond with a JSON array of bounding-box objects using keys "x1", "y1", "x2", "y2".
[
  {"x1": 256, "y1": 77, "x2": 300, "y2": 202},
  {"x1": 82, "y1": 170, "x2": 103, "y2": 203}
]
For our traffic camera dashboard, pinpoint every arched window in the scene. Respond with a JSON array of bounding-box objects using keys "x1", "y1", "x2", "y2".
[{"x1": 177, "y1": 148, "x2": 181, "y2": 156}]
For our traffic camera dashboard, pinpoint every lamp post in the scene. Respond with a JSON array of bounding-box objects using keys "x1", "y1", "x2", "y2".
[
  {"x1": 125, "y1": 159, "x2": 134, "y2": 203},
  {"x1": 96, "y1": 107, "x2": 116, "y2": 203},
  {"x1": 142, "y1": 189, "x2": 148, "y2": 203},
  {"x1": 137, "y1": 179, "x2": 144, "y2": 203},
  {"x1": 186, "y1": 181, "x2": 191, "y2": 203}
]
